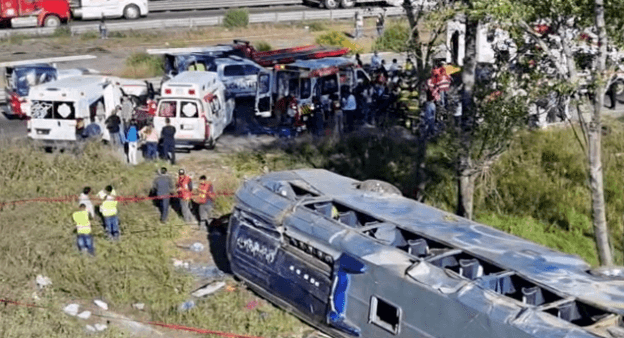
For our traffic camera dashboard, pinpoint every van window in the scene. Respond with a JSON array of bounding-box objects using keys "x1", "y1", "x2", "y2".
[
  {"x1": 30, "y1": 101, "x2": 76, "y2": 120},
  {"x1": 180, "y1": 101, "x2": 199, "y2": 118},
  {"x1": 208, "y1": 95, "x2": 221, "y2": 118},
  {"x1": 244, "y1": 64, "x2": 261, "y2": 76},
  {"x1": 158, "y1": 101, "x2": 176, "y2": 117},
  {"x1": 369, "y1": 296, "x2": 401, "y2": 334},
  {"x1": 224, "y1": 65, "x2": 245, "y2": 77}
]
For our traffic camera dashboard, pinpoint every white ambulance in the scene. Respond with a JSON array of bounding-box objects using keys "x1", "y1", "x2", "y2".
[
  {"x1": 27, "y1": 75, "x2": 148, "y2": 146},
  {"x1": 154, "y1": 72, "x2": 234, "y2": 149}
]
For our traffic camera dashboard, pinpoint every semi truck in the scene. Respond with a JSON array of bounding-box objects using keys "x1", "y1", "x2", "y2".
[{"x1": 0, "y1": 0, "x2": 147, "y2": 29}]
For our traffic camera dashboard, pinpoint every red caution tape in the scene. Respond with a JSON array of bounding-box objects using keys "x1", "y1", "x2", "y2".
[{"x1": 1, "y1": 297, "x2": 265, "y2": 338}]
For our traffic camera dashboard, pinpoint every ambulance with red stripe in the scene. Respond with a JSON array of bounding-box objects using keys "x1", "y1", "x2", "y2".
[{"x1": 153, "y1": 72, "x2": 234, "y2": 149}]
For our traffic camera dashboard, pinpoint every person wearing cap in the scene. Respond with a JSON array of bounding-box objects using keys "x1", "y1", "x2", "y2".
[
  {"x1": 176, "y1": 169, "x2": 194, "y2": 223},
  {"x1": 194, "y1": 175, "x2": 216, "y2": 229}
]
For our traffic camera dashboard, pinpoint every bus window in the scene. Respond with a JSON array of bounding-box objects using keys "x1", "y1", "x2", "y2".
[{"x1": 158, "y1": 101, "x2": 177, "y2": 117}]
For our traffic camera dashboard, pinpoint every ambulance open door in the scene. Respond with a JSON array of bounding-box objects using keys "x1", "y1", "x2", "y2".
[{"x1": 255, "y1": 71, "x2": 272, "y2": 118}]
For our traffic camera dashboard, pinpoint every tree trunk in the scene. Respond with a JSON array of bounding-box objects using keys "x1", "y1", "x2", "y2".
[
  {"x1": 456, "y1": 15, "x2": 478, "y2": 219},
  {"x1": 590, "y1": 0, "x2": 613, "y2": 265}
]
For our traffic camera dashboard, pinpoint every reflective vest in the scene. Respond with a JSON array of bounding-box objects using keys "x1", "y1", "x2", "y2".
[
  {"x1": 97, "y1": 189, "x2": 117, "y2": 200},
  {"x1": 195, "y1": 182, "x2": 215, "y2": 204},
  {"x1": 177, "y1": 175, "x2": 192, "y2": 200},
  {"x1": 100, "y1": 196, "x2": 118, "y2": 217},
  {"x1": 72, "y1": 210, "x2": 92, "y2": 234}
]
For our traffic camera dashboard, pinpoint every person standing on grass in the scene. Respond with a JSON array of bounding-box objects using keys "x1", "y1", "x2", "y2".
[
  {"x1": 105, "y1": 110, "x2": 122, "y2": 149},
  {"x1": 194, "y1": 175, "x2": 216, "y2": 229},
  {"x1": 354, "y1": 11, "x2": 363, "y2": 39},
  {"x1": 376, "y1": 10, "x2": 385, "y2": 37},
  {"x1": 153, "y1": 167, "x2": 173, "y2": 223},
  {"x1": 79, "y1": 187, "x2": 95, "y2": 219},
  {"x1": 176, "y1": 169, "x2": 194, "y2": 224},
  {"x1": 126, "y1": 119, "x2": 139, "y2": 165},
  {"x1": 140, "y1": 123, "x2": 159, "y2": 161},
  {"x1": 73, "y1": 204, "x2": 95, "y2": 255},
  {"x1": 98, "y1": 185, "x2": 119, "y2": 240},
  {"x1": 160, "y1": 117, "x2": 176, "y2": 165},
  {"x1": 99, "y1": 17, "x2": 107, "y2": 40}
]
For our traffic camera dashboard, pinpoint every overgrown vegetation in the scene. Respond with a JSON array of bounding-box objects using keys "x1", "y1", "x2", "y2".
[
  {"x1": 315, "y1": 31, "x2": 363, "y2": 54},
  {"x1": 223, "y1": 8, "x2": 249, "y2": 29},
  {"x1": 255, "y1": 41, "x2": 273, "y2": 52},
  {"x1": 52, "y1": 26, "x2": 71, "y2": 38},
  {"x1": 0, "y1": 142, "x2": 307, "y2": 337},
  {"x1": 121, "y1": 52, "x2": 163, "y2": 78},
  {"x1": 372, "y1": 23, "x2": 410, "y2": 52},
  {"x1": 80, "y1": 31, "x2": 99, "y2": 41}
]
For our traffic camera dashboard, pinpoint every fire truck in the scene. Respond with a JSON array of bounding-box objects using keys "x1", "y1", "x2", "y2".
[
  {"x1": 1, "y1": 55, "x2": 98, "y2": 118},
  {"x1": 0, "y1": 0, "x2": 147, "y2": 29}
]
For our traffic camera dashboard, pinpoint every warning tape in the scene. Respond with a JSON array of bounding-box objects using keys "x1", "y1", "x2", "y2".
[{"x1": 0, "y1": 297, "x2": 265, "y2": 338}]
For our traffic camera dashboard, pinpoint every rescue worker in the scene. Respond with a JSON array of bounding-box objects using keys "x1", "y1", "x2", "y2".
[
  {"x1": 73, "y1": 204, "x2": 95, "y2": 255},
  {"x1": 79, "y1": 186, "x2": 95, "y2": 219},
  {"x1": 194, "y1": 175, "x2": 216, "y2": 229},
  {"x1": 176, "y1": 169, "x2": 194, "y2": 224},
  {"x1": 153, "y1": 167, "x2": 173, "y2": 223},
  {"x1": 160, "y1": 117, "x2": 176, "y2": 165},
  {"x1": 98, "y1": 185, "x2": 119, "y2": 240}
]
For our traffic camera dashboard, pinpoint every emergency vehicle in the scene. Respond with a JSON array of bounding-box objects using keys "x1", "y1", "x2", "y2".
[
  {"x1": 69, "y1": 0, "x2": 148, "y2": 20},
  {"x1": 256, "y1": 57, "x2": 370, "y2": 118},
  {"x1": 154, "y1": 72, "x2": 234, "y2": 149},
  {"x1": 1, "y1": 55, "x2": 98, "y2": 118},
  {"x1": 211, "y1": 57, "x2": 264, "y2": 98},
  {"x1": 27, "y1": 75, "x2": 148, "y2": 146}
]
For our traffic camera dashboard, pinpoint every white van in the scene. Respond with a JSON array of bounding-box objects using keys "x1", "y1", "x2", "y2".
[
  {"x1": 71, "y1": 0, "x2": 148, "y2": 20},
  {"x1": 27, "y1": 75, "x2": 147, "y2": 146},
  {"x1": 154, "y1": 72, "x2": 234, "y2": 149}
]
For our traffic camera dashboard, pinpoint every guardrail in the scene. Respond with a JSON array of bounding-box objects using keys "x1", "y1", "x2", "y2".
[
  {"x1": 0, "y1": 7, "x2": 404, "y2": 39},
  {"x1": 149, "y1": 0, "x2": 303, "y2": 12}
]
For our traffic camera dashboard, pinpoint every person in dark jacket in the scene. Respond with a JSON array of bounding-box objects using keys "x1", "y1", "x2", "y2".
[
  {"x1": 105, "y1": 111, "x2": 122, "y2": 149},
  {"x1": 152, "y1": 167, "x2": 173, "y2": 222},
  {"x1": 160, "y1": 117, "x2": 176, "y2": 165}
]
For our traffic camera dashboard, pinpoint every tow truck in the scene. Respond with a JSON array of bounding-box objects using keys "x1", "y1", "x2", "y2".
[{"x1": 1, "y1": 55, "x2": 98, "y2": 118}]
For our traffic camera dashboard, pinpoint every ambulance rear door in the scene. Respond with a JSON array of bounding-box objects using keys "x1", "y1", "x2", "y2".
[
  {"x1": 255, "y1": 71, "x2": 273, "y2": 117},
  {"x1": 177, "y1": 98, "x2": 205, "y2": 142}
]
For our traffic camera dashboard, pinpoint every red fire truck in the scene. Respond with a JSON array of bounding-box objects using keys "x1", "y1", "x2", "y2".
[{"x1": 0, "y1": 0, "x2": 70, "y2": 28}]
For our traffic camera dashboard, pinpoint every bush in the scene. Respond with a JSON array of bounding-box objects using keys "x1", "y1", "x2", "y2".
[
  {"x1": 315, "y1": 31, "x2": 363, "y2": 55},
  {"x1": 81, "y1": 31, "x2": 98, "y2": 40},
  {"x1": 52, "y1": 26, "x2": 71, "y2": 38},
  {"x1": 308, "y1": 21, "x2": 326, "y2": 32},
  {"x1": 372, "y1": 23, "x2": 410, "y2": 52},
  {"x1": 255, "y1": 41, "x2": 272, "y2": 52},
  {"x1": 122, "y1": 52, "x2": 163, "y2": 78},
  {"x1": 223, "y1": 8, "x2": 249, "y2": 29}
]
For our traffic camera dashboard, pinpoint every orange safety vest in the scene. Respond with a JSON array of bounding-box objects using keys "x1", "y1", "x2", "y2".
[
  {"x1": 177, "y1": 175, "x2": 193, "y2": 200},
  {"x1": 195, "y1": 182, "x2": 215, "y2": 204}
]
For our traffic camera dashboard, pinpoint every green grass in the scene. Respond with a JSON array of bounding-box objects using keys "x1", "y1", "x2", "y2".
[
  {"x1": 315, "y1": 31, "x2": 364, "y2": 55},
  {"x1": 120, "y1": 52, "x2": 163, "y2": 78}
]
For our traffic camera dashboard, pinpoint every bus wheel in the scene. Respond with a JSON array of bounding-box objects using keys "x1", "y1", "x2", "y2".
[
  {"x1": 123, "y1": 5, "x2": 140, "y2": 20},
  {"x1": 43, "y1": 15, "x2": 61, "y2": 27},
  {"x1": 340, "y1": 0, "x2": 355, "y2": 8},
  {"x1": 324, "y1": 0, "x2": 339, "y2": 9}
]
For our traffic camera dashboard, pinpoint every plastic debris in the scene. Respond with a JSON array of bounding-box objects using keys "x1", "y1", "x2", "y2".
[
  {"x1": 93, "y1": 299, "x2": 108, "y2": 310},
  {"x1": 32, "y1": 292, "x2": 40, "y2": 300},
  {"x1": 94, "y1": 323, "x2": 107, "y2": 331},
  {"x1": 178, "y1": 300, "x2": 195, "y2": 312},
  {"x1": 173, "y1": 259, "x2": 184, "y2": 268},
  {"x1": 245, "y1": 300, "x2": 259, "y2": 310},
  {"x1": 225, "y1": 285, "x2": 237, "y2": 292},
  {"x1": 192, "y1": 281, "x2": 225, "y2": 298},
  {"x1": 183, "y1": 261, "x2": 190, "y2": 269},
  {"x1": 36, "y1": 275, "x2": 52, "y2": 288},
  {"x1": 132, "y1": 303, "x2": 145, "y2": 310},
  {"x1": 190, "y1": 242, "x2": 205, "y2": 252},
  {"x1": 63, "y1": 304, "x2": 80, "y2": 316},
  {"x1": 77, "y1": 311, "x2": 91, "y2": 319},
  {"x1": 86, "y1": 325, "x2": 96, "y2": 332}
]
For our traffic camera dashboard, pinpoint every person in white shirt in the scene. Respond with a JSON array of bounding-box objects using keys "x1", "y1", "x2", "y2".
[
  {"x1": 78, "y1": 187, "x2": 95, "y2": 219},
  {"x1": 371, "y1": 51, "x2": 382, "y2": 70},
  {"x1": 341, "y1": 88, "x2": 357, "y2": 133}
]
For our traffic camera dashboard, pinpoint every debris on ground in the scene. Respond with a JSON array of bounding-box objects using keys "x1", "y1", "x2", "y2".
[
  {"x1": 77, "y1": 311, "x2": 92, "y2": 319},
  {"x1": 172, "y1": 259, "x2": 184, "y2": 268},
  {"x1": 190, "y1": 242, "x2": 205, "y2": 252},
  {"x1": 93, "y1": 299, "x2": 108, "y2": 310},
  {"x1": 187, "y1": 264, "x2": 225, "y2": 281},
  {"x1": 94, "y1": 323, "x2": 107, "y2": 331},
  {"x1": 191, "y1": 281, "x2": 225, "y2": 298},
  {"x1": 36, "y1": 275, "x2": 52, "y2": 289},
  {"x1": 260, "y1": 311, "x2": 270, "y2": 320},
  {"x1": 178, "y1": 300, "x2": 195, "y2": 312},
  {"x1": 32, "y1": 292, "x2": 40, "y2": 300},
  {"x1": 63, "y1": 303, "x2": 80, "y2": 316},
  {"x1": 101, "y1": 310, "x2": 163, "y2": 336},
  {"x1": 225, "y1": 285, "x2": 237, "y2": 292},
  {"x1": 245, "y1": 300, "x2": 259, "y2": 310},
  {"x1": 132, "y1": 303, "x2": 145, "y2": 310},
  {"x1": 86, "y1": 325, "x2": 96, "y2": 332}
]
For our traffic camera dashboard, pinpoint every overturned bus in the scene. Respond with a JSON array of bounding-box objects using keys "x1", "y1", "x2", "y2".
[{"x1": 228, "y1": 169, "x2": 624, "y2": 338}]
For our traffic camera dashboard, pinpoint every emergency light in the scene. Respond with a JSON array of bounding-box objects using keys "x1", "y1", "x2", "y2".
[
  {"x1": 189, "y1": 89, "x2": 196, "y2": 95},
  {"x1": 164, "y1": 88, "x2": 172, "y2": 94}
]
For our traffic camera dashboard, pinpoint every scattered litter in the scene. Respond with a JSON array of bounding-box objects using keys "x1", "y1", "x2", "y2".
[
  {"x1": 187, "y1": 264, "x2": 225, "y2": 280},
  {"x1": 78, "y1": 311, "x2": 91, "y2": 319},
  {"x1": 63, "y1": 304, "x2": 80, "y2": 316},
  {"x1": 178, "y1": 300, "x2": 195, "y2": 312},
  {"x1": 86, "y1": 325, "x2": 96, "y2": 332},
  {"x1": 192, "y1": 281, "x2": 225, "y2": 298},
  {"x1": 36, "y1": 275, "x2": 52, "y2": 288},
  {"x1": 94, "y1": 323, "x2": 107, "y2": 331},
  {"x1": 132, "y1": 303, "x2": 145, "y2": 310},
  {"x1": 173, "y1": 259, "x2": 184, "y2": 268},
  {"x1": 225, "y1": 285, "x2": 237, "y2": 292},
  {"x1": 94, "y1": 300, "x2": 108, "y2": 310},
  {"x1": 190, "y1": 242, "x2": 205, "y2": 252},
  {"x1": 245, "y1": 300, "x2": 259, "y2": 310},
  {"x1": 32, "y1": 292, "x2": 40, "y2": 300},
  {"x1": 183, "y1": 261, "x2": 190, "y2": 269}
]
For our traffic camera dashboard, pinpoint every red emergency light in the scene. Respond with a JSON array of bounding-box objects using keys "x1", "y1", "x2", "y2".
[
  {"x1": 189, "y1": 89, "x2": 196, "y2": 95},
  {"x1": 164, "y1": 88, "x2": 172, "y2": 94}
]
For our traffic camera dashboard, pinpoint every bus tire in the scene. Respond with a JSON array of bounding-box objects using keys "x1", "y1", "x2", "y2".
[
  {"x1": 123, "y1": 5, "x2": 140, "y2": 20},
  {"x1": 43, "y1": 15, "x2": 61, "y2": 27},
  {"x1": 340, "y1": 0, "x2": 355, "y2": 8},
  {"x1": 324, "y1": 0, "x2": 339, "y2": 9}
]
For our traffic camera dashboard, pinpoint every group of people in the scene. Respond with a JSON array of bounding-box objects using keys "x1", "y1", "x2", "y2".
[
  {"x1": 71, "y1": 168, "x2": 216, "y2": 256},
  {"x1": 79, "y1": 107, "x2": 178, "y2": 166}
]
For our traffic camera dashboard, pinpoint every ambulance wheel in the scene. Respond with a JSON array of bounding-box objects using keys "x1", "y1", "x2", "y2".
[
  {"x1": 340, "y1": 0, "x2": 355, "y2": 8},
  {"x1": 205, "y1": 137, "x2": 216, "y2": 150},
  {"x1": 324, "y1": 0, "x2": 339, "y2": 9},
  {"x1": 43, "y1": 15, "x2": 61, "y2": 27},
  {"x1": 124, "y1": 5, "x2": 141, "y2": 20}
]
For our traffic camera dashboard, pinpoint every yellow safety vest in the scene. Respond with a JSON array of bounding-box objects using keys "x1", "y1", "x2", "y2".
[
  {"x1": 73, "y1": 210, "x2": 92, "y2": 234},
  {"x1": 97, "y1": 189, "x2": 116, "y2": 200},
  {"x1": 100, "y1": 196, "x2": 118, "y2": 217}
]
